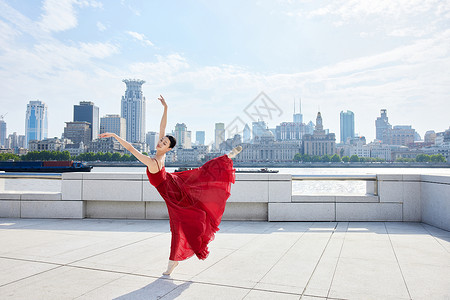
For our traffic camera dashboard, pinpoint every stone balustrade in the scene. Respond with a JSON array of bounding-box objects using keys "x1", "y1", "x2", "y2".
[{"x1": 0, "y1": 173, "x2": 449, "y2": 231}]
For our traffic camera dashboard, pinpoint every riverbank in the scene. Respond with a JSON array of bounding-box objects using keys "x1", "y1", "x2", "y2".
[{"x1": 87, "y1": 161, "x2": 450, "y2": 168}]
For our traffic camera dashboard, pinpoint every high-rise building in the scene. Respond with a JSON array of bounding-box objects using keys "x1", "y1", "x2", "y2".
[
  {"x1": 424, "y1": 130, "x2": 436, "y2": 144},
  {"x1": 174, "y1": 123, "x2": 192, "y2": 149},
  {"x1": 243, "y1": 124, "x2": 251, "y2": 143},
  {"x1": 375, "y1": 109, "x2": 391, "y2": 143},
  {"x1": 214, "y1": 123, "x2": 225, "y2": 151},
  {"x1": 293, "y1": 98, "x2": 303, "y2": 123},
  {"x1": 390, "y1": 125, "x2": 415, "y2": 146},
  {"x1": 0, "y1": 119, "x2": 6, "y2": 147},
  {"x1": 302, "y1": 112, "x2": 336, "y2": 156},
  {"x1": 146, "y1": 131, "x2": 158, "y2": 151},
  {"x1": 196, "y1": 131, "x2": 205, "y2": 145},
  {"x1": 252, "y1": 120, "x2": 268, "y2": 142},
  {"x1": 100, "y1": 114, "x2": 126, "y2": 139},
  {"x1": 121, "y1": 79, "x2": 146, "y2": 143},
  {"x1": 25, "y1": 100, "x2": 48, "y2": 148},
  {"x1": 340, "y1": 110, "x2": 355, "y2": 144},
  {"x1": 63, "y1": 121, "x2": 91, "y2": 145},
  {"x1": 74, "y1": 101, "x2": 99, "y2": 141}
]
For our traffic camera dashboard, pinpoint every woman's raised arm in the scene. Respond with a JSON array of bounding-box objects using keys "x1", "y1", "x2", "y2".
[
  {"x1": 98, "y1": 133, "x2": 153, "y2": 167},
  {"x1": 158, "y1": 95, "x2": 168, "y2": 140}
]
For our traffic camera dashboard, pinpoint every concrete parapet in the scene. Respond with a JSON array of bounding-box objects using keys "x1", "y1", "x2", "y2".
[{"x1": 2, "y1": 173, "x2": 449, "y2": 231}]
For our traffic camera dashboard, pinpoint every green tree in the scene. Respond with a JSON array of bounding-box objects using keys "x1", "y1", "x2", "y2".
[
  {"x1": 321, "y1": 154, "x2": 331, "y2": 162},
  {"x1": 415, "y1": 154, "x2": 430, "y2": 162},
  {"x1": 293, "y1": 153, "x2": 301, "y2": 162},
  {"x1": 311, "y1": 155, "x2": 321, "y2": 162},
  {"x1": 430, "y1": 154, "x2": 446, "y2": 162},
  {"x1": 350, "y1": 155, "x2": 359, "y2": 162},
  {"x1": 331, "y1": 154, "x2": 341, "y2": 162},
  {"x1": 342, "y1": 156, "x2": 350, "y2": 162},
  {"x1": 111, "y1": 152, "x2": 121, "y2": 161},
  {"x1": 301, "y1": 154, "x2": 311, "y2": 162}
]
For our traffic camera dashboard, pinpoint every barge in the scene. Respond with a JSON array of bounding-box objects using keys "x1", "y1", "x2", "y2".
[{"x1": 0, "y1": 161, "x2": 93, "y2": 173}]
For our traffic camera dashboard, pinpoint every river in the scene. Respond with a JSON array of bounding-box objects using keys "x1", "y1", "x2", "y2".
[{"x1": 1, "y1": 167, "x2": 449, "y2": 195}]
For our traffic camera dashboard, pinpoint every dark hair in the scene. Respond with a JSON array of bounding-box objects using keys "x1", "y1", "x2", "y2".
[{"x1": 165, "y1": 135, "x2": 176, "y2": 148}]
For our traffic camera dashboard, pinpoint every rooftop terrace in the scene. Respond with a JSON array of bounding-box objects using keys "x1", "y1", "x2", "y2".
[{"x1": 0, "y1": 219, "x2": 448, "y2": 299}]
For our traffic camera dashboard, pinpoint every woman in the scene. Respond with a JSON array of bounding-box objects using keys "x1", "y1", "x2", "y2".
[{"x1": 99, "y1": 95, "x2": 242, "y2": 276}]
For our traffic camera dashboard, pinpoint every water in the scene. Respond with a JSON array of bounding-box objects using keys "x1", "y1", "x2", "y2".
[{"x1": 1, "y1": 167, "x2": 449, "y2": 195}]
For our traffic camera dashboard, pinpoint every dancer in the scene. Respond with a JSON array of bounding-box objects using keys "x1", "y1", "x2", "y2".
[{"x1": 99, "y1": 95, "x2": 242, "y2": 276}]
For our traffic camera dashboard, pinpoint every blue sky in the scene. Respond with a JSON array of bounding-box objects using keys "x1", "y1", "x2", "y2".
[{"x1": 1, "y1": 0, "x2": 449, "y2": 145}]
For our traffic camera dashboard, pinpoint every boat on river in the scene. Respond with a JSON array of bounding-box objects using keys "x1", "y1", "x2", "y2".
[{"x1": 0, "y1": 161, "x2": 92, "y2": 173}]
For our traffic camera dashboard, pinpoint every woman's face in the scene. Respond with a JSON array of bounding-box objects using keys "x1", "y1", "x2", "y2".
[{"x1": 156, "y1": 136, "x2": 171, "y2": 152}]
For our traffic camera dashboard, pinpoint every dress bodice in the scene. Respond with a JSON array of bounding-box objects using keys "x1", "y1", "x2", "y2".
[{"x1": 146, "y1": 158, "x2": 167, "y2": 187}]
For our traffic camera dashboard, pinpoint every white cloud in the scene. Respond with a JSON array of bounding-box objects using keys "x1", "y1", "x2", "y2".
[
  {"x1": 127, "y1": 31, "x2": 155, "y2": 47},
  {"x1": 38, "y1": 0, "x2": 103, "y2": 32},
  {"x1": 96, "y1": 21, "x2": 106, "y2": 32}
]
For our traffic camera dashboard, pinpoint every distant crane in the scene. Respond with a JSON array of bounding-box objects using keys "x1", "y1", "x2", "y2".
[{"x1": 0, "y1": 112, "x2": 7, "y2": 120}]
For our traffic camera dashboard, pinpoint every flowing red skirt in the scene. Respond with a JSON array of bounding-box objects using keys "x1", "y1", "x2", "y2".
[{"x1": 146, "y1": 155, "x2": 235, "y2": 261}]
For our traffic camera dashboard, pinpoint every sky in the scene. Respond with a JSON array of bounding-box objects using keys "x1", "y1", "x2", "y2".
[{"x1": 1, "y1": 0, "x2": 449, "y2": 146}]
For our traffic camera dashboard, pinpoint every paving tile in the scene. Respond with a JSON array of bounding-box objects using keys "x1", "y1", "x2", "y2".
[
  {"x1": 76, "y1": 275, "x2": 188, "y2": 300},
  {"x1": 0, "y1": 258, "x2": 58, "y2": 287},
  {"x1": 244, "y1": 289, "x2": 300, "y2": 299},
  {"x1": 400, "y1": 262, "x2": 450, "y2": 300},
  {"x1": 327, "y1": 257, "x2": 410, "y2": 300},
  {"x1": 160, "y1": 281, "x2": 249, "y2": 300}
]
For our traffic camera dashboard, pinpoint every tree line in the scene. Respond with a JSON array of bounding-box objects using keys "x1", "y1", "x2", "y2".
[
  {"x1": 0, "y1": 151, "x2": 446, "y2": 163},
  {"x1": 293, "y1": 153, "x2": 446, "y2": 163}
]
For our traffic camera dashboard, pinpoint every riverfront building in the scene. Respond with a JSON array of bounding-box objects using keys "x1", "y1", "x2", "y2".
[
  {"x1": 235, "y1": 131, "x2": 301, "y2": 162},
  {"x1": 100, "y1": 114, "x2": 126, "y2": 139},
  {"x1": 375, "y1": 109, "x2": 391, "y2": 144},
  {"x1": 63, "y1": 121, "x2": 91, "y2": 145},
  {"x1": 302, "y1": 112, "x2": 336, "y2": 157},
  {"x1": 340, "y1": 110, "x2": 355, "y2": 143},
  {"x1": 25, "y1": 100, "x2": 48, "y2": 148},
  {"x1": 121, "y1": 79, "x2": 146, "y2": 143},
  {"x1": 74, "y1": 101, "x2": 99, "y2": 141}
]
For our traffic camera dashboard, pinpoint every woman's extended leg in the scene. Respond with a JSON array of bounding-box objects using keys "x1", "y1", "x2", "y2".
[
  {"x1": 227, "y1": 146, "x2": 243, "y2": 159},
  {"x1": 163, "y1": 260, "x2": 179, "y2": 275}
]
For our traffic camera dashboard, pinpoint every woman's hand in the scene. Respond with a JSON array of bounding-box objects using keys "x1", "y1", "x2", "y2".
[
  {"x1": 98, "y1": 132, "x2": 117, "y2": 139},
  {"x1": 158, "y1": 95, "x2": 167, "y2": 108}
]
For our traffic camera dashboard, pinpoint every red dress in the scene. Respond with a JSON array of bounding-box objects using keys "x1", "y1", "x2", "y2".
[{"x1": 146, "y1": 154, "x2": 236, "y2": 261}]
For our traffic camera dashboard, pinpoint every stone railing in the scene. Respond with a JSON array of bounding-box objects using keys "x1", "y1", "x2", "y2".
[{"x1": 0, "y1": 173, "x2": 449, "y2": 231}]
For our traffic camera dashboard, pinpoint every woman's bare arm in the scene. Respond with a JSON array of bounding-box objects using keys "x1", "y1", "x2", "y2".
[
  {"x1": 98, "y1": 133, "x2": 153, "y2": 167},
  {"x1": 158, "y1": 95, "x2": 168, "y2": 140}
]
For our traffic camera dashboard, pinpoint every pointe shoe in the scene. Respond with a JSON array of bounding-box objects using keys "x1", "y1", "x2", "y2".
[
  {"x1": 228, "y1": 145, "x2": 243, "y2": 159},
  {"x1": 163, "y1": 260, "x2": 179, "y2": 275}
]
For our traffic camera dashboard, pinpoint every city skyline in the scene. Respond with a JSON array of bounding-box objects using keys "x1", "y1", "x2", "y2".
[{"x1": 1, "y1": 1, "x2": 449, "y2": 144}]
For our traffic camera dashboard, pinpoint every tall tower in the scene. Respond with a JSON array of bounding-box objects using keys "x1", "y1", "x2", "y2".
[
  {"x1": 243, "y1": 123, "x2": 251, "y2": 143},
  {"x1": 121, "y1": 79, "x2": 146, "y2": 143},
  {"x1": 375, "y1": 109, "x2": 391, "y2": 143},
  {"x1": 196, "y1": 131, "x2": 205, "y2": 145},
  {"x1": 25, "y1": 100, "x2": 48, "y2": 148},
  {"x1": 340, "y1": 110, "x2": 355, "y2": 143},
  {"x1": 74, "y1": 101, "x2": 99, "y2": 141},
  {"x1": 0, "y1": 117, "x2": 6, "y2": 147},
  {"x1": 214, "y1": 123, "x2": 225, "y2": 151},
  {"x1": 293, "y1": 98, "x2": 303, "y2": 123}
]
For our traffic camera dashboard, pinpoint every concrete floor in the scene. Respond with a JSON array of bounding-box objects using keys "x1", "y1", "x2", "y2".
[{"x1": 0, "y1": 219, "x2": 448, "y2": 300}]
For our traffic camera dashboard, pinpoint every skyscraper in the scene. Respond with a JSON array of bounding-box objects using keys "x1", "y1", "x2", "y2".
[
  {"x1": 293, "y1": 98, "x2": 303, "y2": 123},
  {"x1": 74, "y1": 101, "x2": 99, "y2": 141},
  {"x1": 340, "y1": 110, "x2": 355, "y2": 143},
  {"x1": 214, "y1": 123, "x2": 225, "y2": 151},
  {"x1": 243, "y1": 124, "x2": 251, "y2": 143},
  {"x1": 25, "y1": 100, "x2": 48, "y2": 148},
  {"x1": 302, "y1": 112, "x2": 336, "y2": 156},
  {"x1": 375, "y1": 109, "x2": 391, "y2": 143},
  {"x1": 0, "y1": 119, "x2": 6, "y2": 147},
  {"x1": 100, "y1": 114, "x2": 126, "y2": 139},
  {"x1": 121, "y1": 79, "x2": 146, "y2": 143},
  {"x1": 146, "y1": 131, "x2": 158, "y2": 151},
  {"x1": 174, "y1": 123, "x2": 192, "y2": 149},
  {"x1": 196, "y1": 131, "x2": 205, "y2": 145}
]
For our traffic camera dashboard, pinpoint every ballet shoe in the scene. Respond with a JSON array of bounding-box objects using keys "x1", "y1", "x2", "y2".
[
  {"x1": 163, "y1": 260, "x2": 179, "y2": 275},
  {"x1": 228, "y1": 145, "x2": 243, "y2": 159}
]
